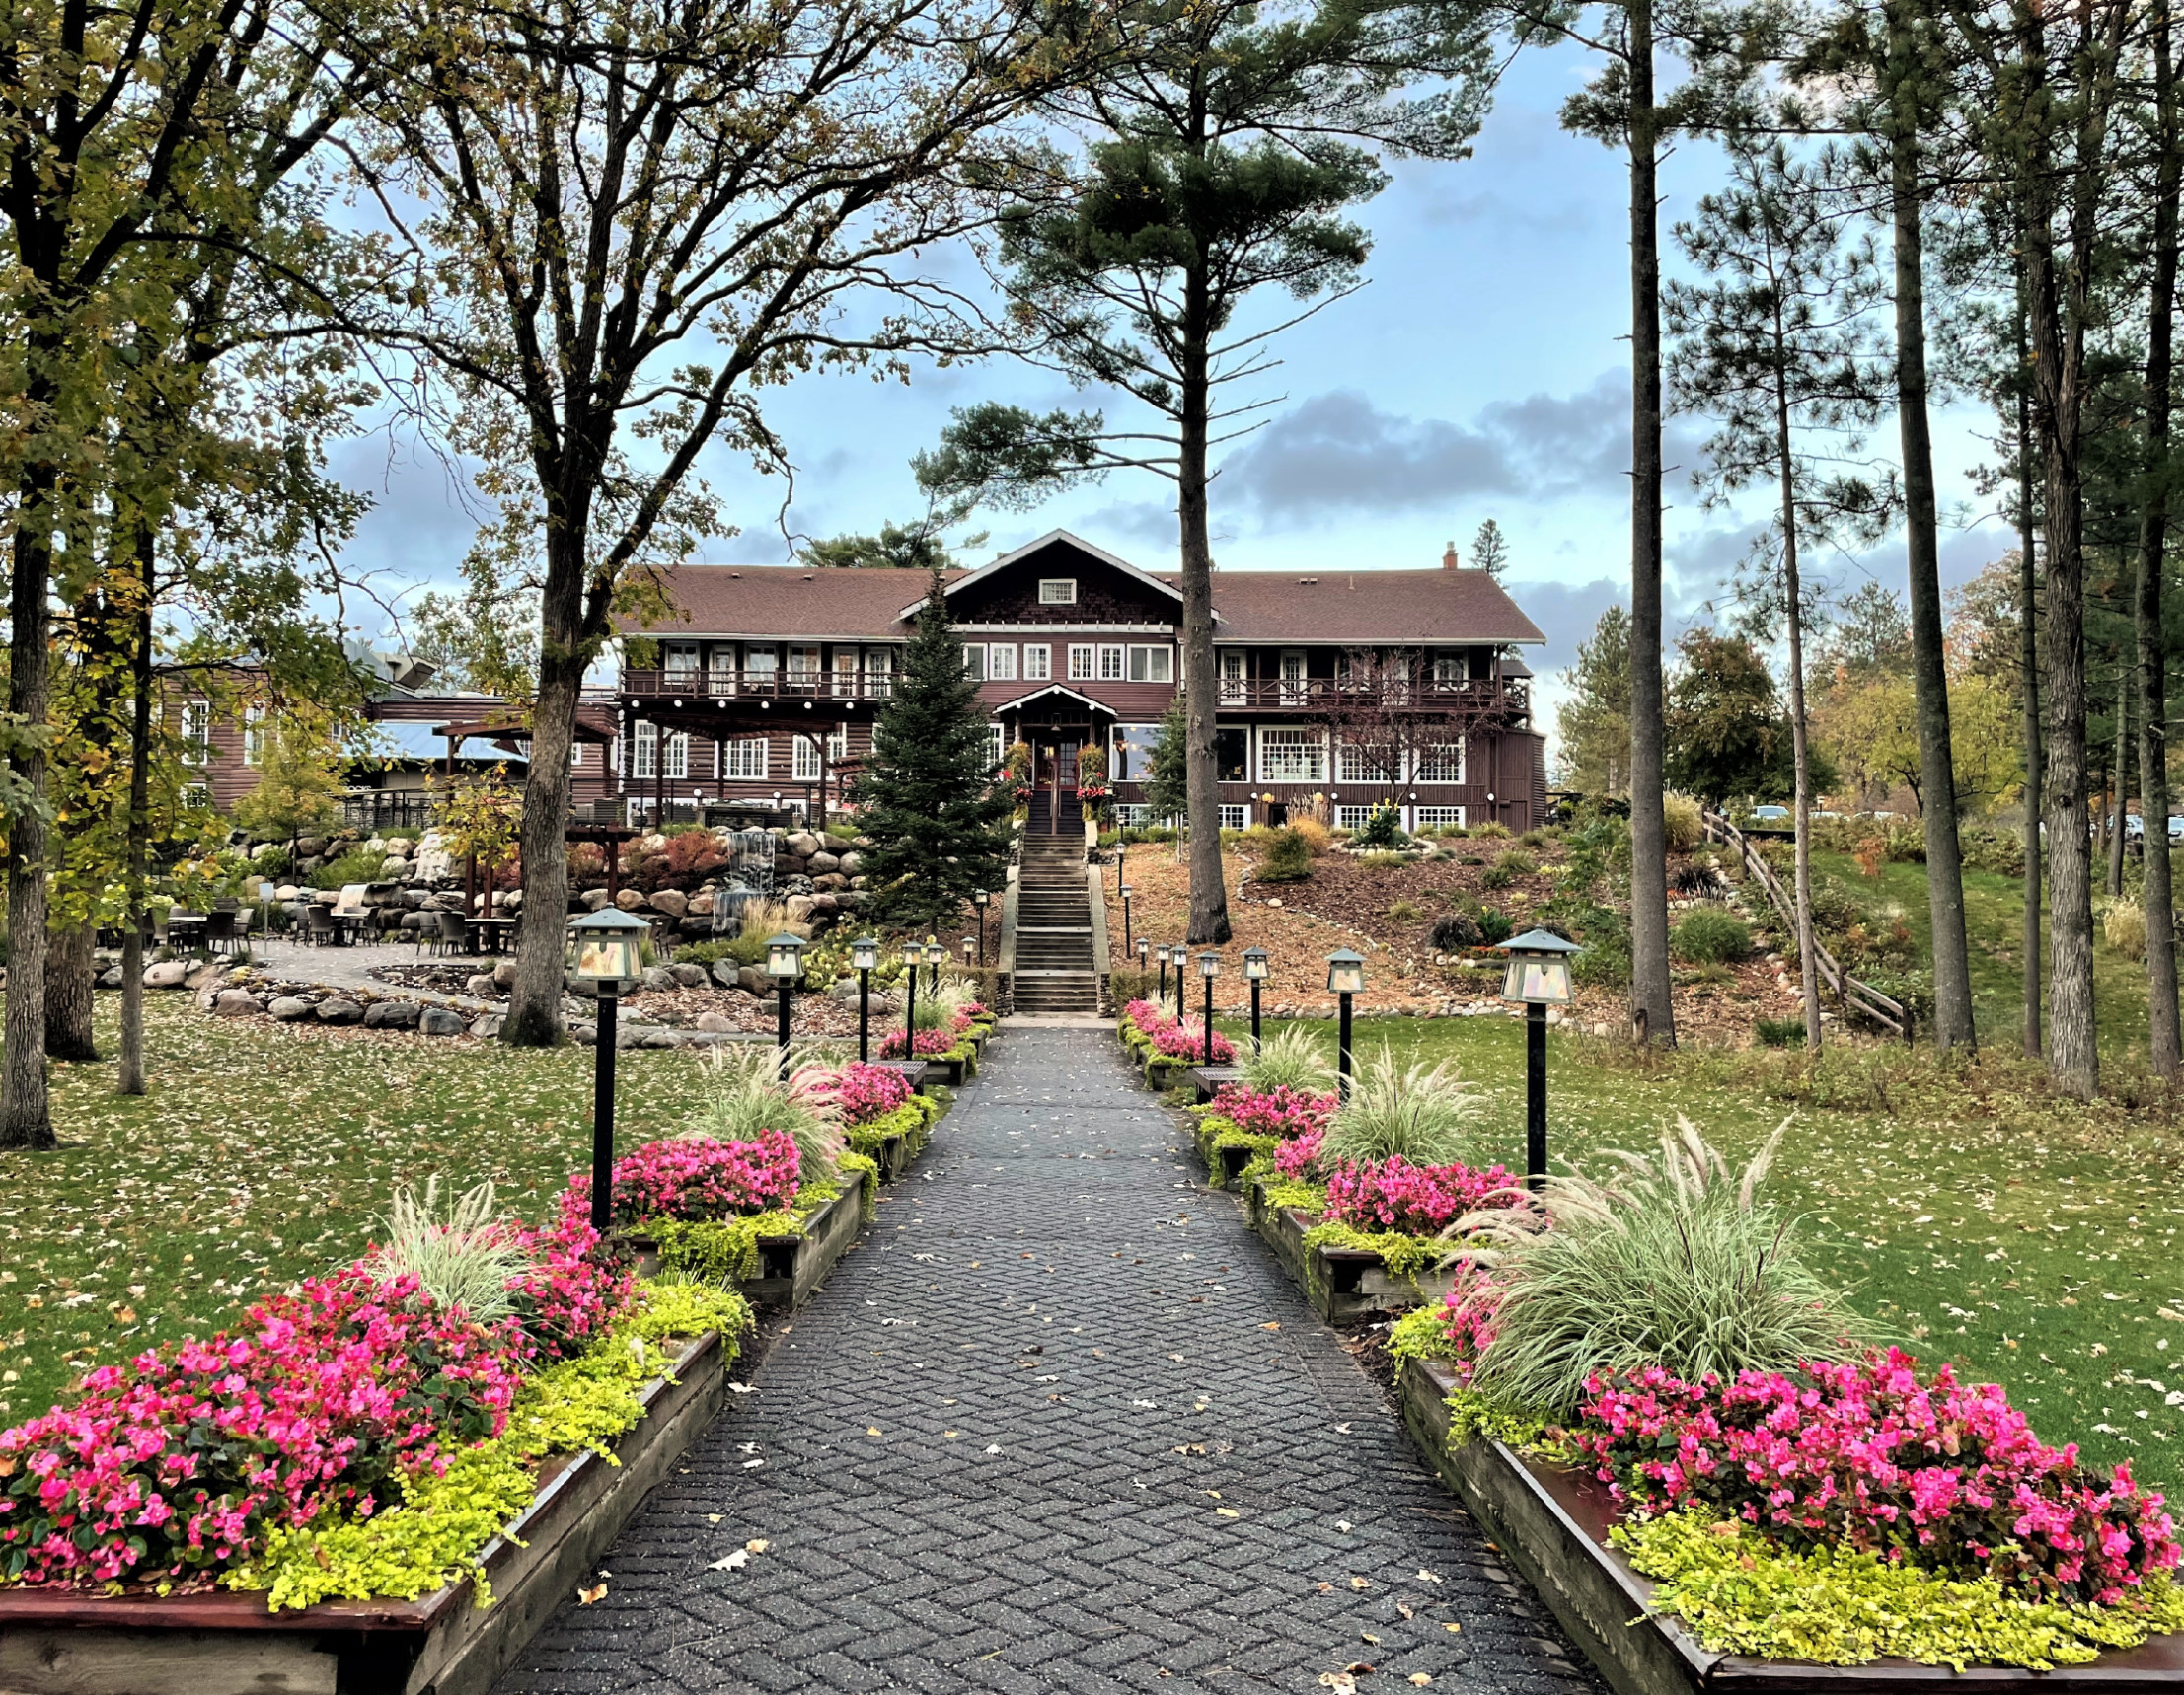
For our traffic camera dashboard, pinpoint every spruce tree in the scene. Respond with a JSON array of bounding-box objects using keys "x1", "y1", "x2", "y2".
[{"x1": 851, "y1": 571, "x2": 1014, "y2": 927}]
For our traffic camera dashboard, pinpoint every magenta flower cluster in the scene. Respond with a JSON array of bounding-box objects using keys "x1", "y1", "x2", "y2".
[
  {"x1": 1574, "y1": 1350, "x2": 2181, "y2": 1604},
  {"x1": 828, "y1": 1062, "x2": 915, "y2": 1126},
  {"x1": 1211, "y1": 1083, "x2": 1334, "y2": 1141},
  {"x1": 0, "y1": 1270, "x2": 523, "y2": 1590},
  {"x1": 1273, "y1": 1126, "x2": 1324, "y2": 1182},
  {"x1": 880, "y1": 1026, "x2": 966, "y2": 1060},
  {"x1": 1322, "y1": 1157, "x2": 1518, "y2": 1237},
  {"x1": 1124, "y1": 1000, "x2": 1236, "y2": 1063},
  {"x1": 559, "y1": 1132, "x2": 801, "y2": 1229}
]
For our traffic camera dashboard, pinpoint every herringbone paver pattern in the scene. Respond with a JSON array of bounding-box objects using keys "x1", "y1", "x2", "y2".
[{"x1": 493, "y1": 1028, "x2": 1603, "y2": 1695}]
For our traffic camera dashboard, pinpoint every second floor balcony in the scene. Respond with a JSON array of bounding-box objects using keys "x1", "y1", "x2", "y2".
[{"x1": 622, "y1": 664, "x2": 892, "y2": 701}]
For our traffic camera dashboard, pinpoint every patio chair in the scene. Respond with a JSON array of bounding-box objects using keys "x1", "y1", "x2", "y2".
[
  {"x1": 423, "y1": 909, "x2": 468, "y2": 959},
  {"x1": 203, "y1": 909, "x2": 238, "y2": 956},
  {"x1": 302, "y1": 904, "x2": 338, "y2": 946},
  {"x1": 231, "y1": 907, "x2": 258, "y2": 956}
]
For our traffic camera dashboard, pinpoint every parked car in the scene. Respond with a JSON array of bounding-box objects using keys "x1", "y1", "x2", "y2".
[{"x1": 1750, "y1": 804, "x2": 1791, "y2": 824}]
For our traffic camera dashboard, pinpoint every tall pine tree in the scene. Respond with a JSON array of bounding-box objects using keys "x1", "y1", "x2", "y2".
[{"x1": 851, "y1": 571, "x2": 1014, "y2": 928}]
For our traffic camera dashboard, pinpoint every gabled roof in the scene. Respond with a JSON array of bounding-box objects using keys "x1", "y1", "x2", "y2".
[
  {"x1": 636, "y1": 565, "x2": 961, "y2": 639},
  {"x1": 991, "y1": 682, "x2": 1118, "y2": 716},
  {"x1": 903, "y1": 529, "x2": 1184, "y2": 620}
]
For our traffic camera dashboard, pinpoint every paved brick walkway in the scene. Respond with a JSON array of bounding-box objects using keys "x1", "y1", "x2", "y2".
[{"x1": 493, "y1": 1028, "x2": 1603, "y2": 1695}]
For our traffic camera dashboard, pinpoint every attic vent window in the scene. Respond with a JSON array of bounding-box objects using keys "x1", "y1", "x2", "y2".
[
  {"x1": 1298, "y1": 577, "x2": 1318, "y2": 585},
  {"x1": 1038, "y1": 577, "x2": 1079, "y2": 605}
]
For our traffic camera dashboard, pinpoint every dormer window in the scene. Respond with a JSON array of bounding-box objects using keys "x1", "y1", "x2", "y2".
[{"x1": 1038, "y1": 577, "x2": 1078, "y2": 605}]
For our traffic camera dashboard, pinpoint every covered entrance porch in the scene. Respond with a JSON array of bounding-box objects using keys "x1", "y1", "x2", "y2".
[{"x1": 1000, "y1": 686, "x2": 1114, "y2": 838}]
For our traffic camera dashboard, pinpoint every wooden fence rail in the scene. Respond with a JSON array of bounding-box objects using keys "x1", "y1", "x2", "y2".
[{"x1": 1701, "y1": 811, "x2": 1911, "y2": 1040}]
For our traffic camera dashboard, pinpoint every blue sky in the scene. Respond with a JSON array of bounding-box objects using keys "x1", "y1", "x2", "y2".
[{"x1": 334, "y1": 39, "x2": 2015, "y2": 753}]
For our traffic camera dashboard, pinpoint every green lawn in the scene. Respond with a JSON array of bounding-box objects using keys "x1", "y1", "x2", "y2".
[
  {"x1": 1227, "y1": 1011, "x2": 2184, "y2": 1491},
  {"x1": 1, "y1": 997, "x2": 723, "y2": 1426},
  {"x1": 1807, "y1": 848, "x2": 2156, "y2": 1062}
]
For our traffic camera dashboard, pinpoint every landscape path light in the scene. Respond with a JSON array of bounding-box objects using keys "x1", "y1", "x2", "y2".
[
  {"x1": 1137, "y1": 936, "x2": 1151, "y2": 981},
  {"x1": 901, "y1": 940, "x2": 923, "y2": 1056},
  {"x1": 767, "y1": 932, "x2": 805, "y2": 1078},
  {"x1": 1494, "y1": 927, "x2": 1583, "y2": 1190},
  {"x1": 1198, "y1": 951, "x2": 1220, "y2": 1064},
  {"x1": 1170, "y1": 940, "x2": 1188, "y2": 1017},
  {"x1": 569, "y1": 907, "x2": 648, "y2": 1230},
  {"x1": 1243, "y1": 946, "x2": 1269, "y2": 1054},
  {"x1": 924, "y1": 938, "x2": 944, "y2": 990},
  {"x1": 851, "y1": 934, "x2": 879, "y2": 1062},
  {"x1": 1325, "y1": 946, "x2": 1366, "y2": 1098},
  {"x1": 973, "y1": 888, "x2": 990, "y2": 966},
  {"x1": 1156, "y1": 942, "x2": 1169, "y2": 1002},
  {"x1": 1119, "y1": 881, "x2": 1133, "y2": 953}
]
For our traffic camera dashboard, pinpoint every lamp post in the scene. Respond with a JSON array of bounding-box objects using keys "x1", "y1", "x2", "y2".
[
  {"x1": 1325, "y1": 947, "x2": 1365, "y2": 1099},
  {"x1": 901, "y1": 940, "x2": 922, "y2": 1056},
  {"x1": 925, "y1": 939, "x2": 944, "y2": 991},
  {"x1": 1119, "y1": 881, "x2": 1133, "y2": 954},
  {"x1": 1137, "y1": 936, "x2": 1150, "y2": 986},
  {"x1": 1495, "y1": 928, "x2": 1583, "y2": 1190},
  {"x1": 1156, "y1": 942, "x2": 1169, "y2": 1003},
  {"x1": 973, "y1": 888, "x2": 990, "y2": 966},
  {"x1": 961, "y1": 935, "x2": 975, "y2": 970},
  {"x1": 1198, "y1": 951, "x2": 1220, "y2": 1064},
  {"x1": 1243, "y1": 946, "x2": 1269, "y2": 1055},
  {"x1": 1170, "y1": 941, "x2": 1188, "y2": 1018},
  {"x1": 767, "y1": 932, "x2": 805, "y2": 1078},
  {"x1": 852, "y1": 934, "x2": 878, "y2": 1063},
  {"x1": 570, "y1": 908, "x2": 647, "y2": 1231}
]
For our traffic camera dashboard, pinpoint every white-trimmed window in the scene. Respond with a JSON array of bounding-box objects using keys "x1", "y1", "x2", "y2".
[
  {"x1": 666, "y1": 731, "x2": 688, "y2": 779},
  {"x1": 988, "y1": 643, "x2": 1017, "y2": 681},
  {"x1": 1068, "y1": 643, "x2": 1095, "y2": 681},
  {"x1": 1219, "y1": 804, "x2": 1248, "y2": 831},
  {"x1": 722, "y1": 738, "x2": 768, "y2": 779},
  {"x1": 1112, "y1": 723, "x2": 1162, "y2": 781},
  {"x1": 1113, "y1": 803, "x2": 1150, "y2": 826},
  {"x1": 963, "y1": 643, "x2": 986, "y2": 681},
  {"x1": 1127, "y1": 645, "x2": 1172, "y2": 683},
  {"x1": 833, "y1": 651, "x2": 860, "y2": 697},
  {"x1": 631, "y1": 723, "x2": 686, "y2": 780},
  {"x1": 242, "y1": 704, "x2": 267, "y2": 768},
  {"x1": 1279, "y1": 650, "x2": 1307, "y2": 703},
  {"x1": 709, "y1": 646, "x2": 736, "y2": 692},
  {"x1": 744, "y1": 645, "x2": 778, "y2": 687},
  {"x1": 1039, "y1": 578, "x2": 1078, "y2": 605},
  {"x1": 1098, "y1": 644, "x2": 1125, "y2": 681},
  {"x1": 1219, "y1": 651, "x2": 1245, "y2": 701},
  {"x1": 792, "y1": 734, "x2": 824, "y2": 782},
  {"x1": 863, "y1": 647, "x2": 893, "y2": 699},
  {"x1": 1336, "y1": 742, "x2": 1391, "y2": 784},
  {"x1": 183, "y1": 782, "x2": 212, "y2": 810},
  {"x1": 1023, "y1": 643, "x2": 1051, "y2": 681},
  {"x1": 181, "y1": 700, "x2": 212, "y2": 765},
  {"x1": 1260, "y1": 727, "x2": 1326, "y2": 782},
  {"x1": 787, "y1": 646, "x2": 820, "y2": 689},
  {"x1": 1433, "y1": 653, "x2": 1467, "y2": 687},
  {"x1": 570, "y1": 741, "x2": 585, "y2": 769},
  {"x1": 1416, "y1": 741, "x2": 1465, "y2": 781},
  {"x1": 1335, "y1": 805, "x2": 1380, "y2": 831},
  {"x1": 985, "y1": 723, "x2": 1005, "y2": 773},
  {"x1": 664, "y1": 643, "x2": 699, "y2": 683},
  {"x1": 1414, "y1": 805, "x2": 1467, "y2": 830}
]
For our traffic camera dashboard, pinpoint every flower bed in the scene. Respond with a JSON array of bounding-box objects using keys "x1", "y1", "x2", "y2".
[{"x1": 1117, "y1": 1000, "x2": 1234, "y2": 1083}]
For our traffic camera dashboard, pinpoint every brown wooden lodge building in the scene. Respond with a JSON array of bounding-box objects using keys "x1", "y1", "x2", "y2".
[{"x1": 189, "y1": 531, "x2": 1549, "y2": 837}]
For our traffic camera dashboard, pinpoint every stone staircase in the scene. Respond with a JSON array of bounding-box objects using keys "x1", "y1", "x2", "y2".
[{"x1": 1010, "y1": 838, "x2": 1100, "y2": 1014}]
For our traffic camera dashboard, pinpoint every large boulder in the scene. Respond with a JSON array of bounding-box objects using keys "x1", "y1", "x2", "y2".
[
  {"x1": 810, "y1": 873, "x2": 848, "y2": 894},
  {"x1": 736, "y1": 965, "x2": 769, "y2": 995},
  {"x1": 183, "y1": 963, "x2": 223, "y2": 994},
  {"x1": 806, "y1": 894, "x2": 839, "y2": 916},
  {"x1": 642, "y1": 1028, "x2": 684, "y2": 1049},
  {"x1": 268, "y1": 995, "x2": 315, "y2": 1021},
  {"x1": 384, "y1": 838, "x2": 412, "y2": 857},
  {"x1": 694, "y1": 1011, "x2": 736, "y2": 1032},
  {"x1": 806, "y1": 850, "x2": 841, "y2": 875},
  {"x1": 648, "y1": 888, "x2": 688, "y2": 920},
  {"x1": 785, "y1": 894, "x2": 817, "y2": 922},
  {"x1": 828, "y1": 977, "x2": 862, "y2": 1000},
  {"x1": 97, "y1": 966, "x2": 124, "y2": 990},
  {"x1": 492, "y1": 960, "x2": 517, "y2": 990},
  {"x1": 581, "y1": 887, "x2": 612, "y2": 912},
  {"x1": 381, "y1": 856, "x2": 411, "y2": 880},
  {"x1": 670, "y1": 963, "x2": 708, "y2": 988},
  {"x1": 679, "y1": 916, "x2": 712, "y2": 936},
  {"x1": 785, "y1": 831, "x2": 821, "y2": 858},
  {"x1": 568, "y1": 1021, "x2": 597, "y2": 1045},
  {"x1": 640, "y1": 966, "x2": 678, "y2": 994},
  {"x1": 294, "y1": 837, "x2": 327, "y2": 860},
  {"x1": 712, "y1": 959, "x2": 744, "y2": 989},
  {"x1": 274, "y1": 883, "x2": 302, "y2": 902},
  {"x1": 470, "y1": 1013, "x2": 505, "y2": 1039},
  {"x1": 212, "y1": 989, "x2": 261, "y2": 1017},
  {"x1": 316, "y1": 997, "x2": 363, "y2": 1025},
  {"x1": 466, "y1": 974, "x2": 498, "y2": 996},
  {"x1": 418, "y1": 1006, "x2": 466, "y2": 1037},
  {"x1": 614, "y1": 888, "x2": 645, "y2": 912},
  {"x1": 364, "y1": 999, "x2": 421, "y2": 1029},
  {"x1": 688, "y1": 888, "x2": 715, "y2": 917},
  {"x1": 835, "y1": 851, "x2": 863, "y2": 876}
]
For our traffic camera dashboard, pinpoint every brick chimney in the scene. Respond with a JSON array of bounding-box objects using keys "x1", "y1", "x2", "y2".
[{"x1": 1442, "y1": 539, "x2": 1460, "y2": 570}]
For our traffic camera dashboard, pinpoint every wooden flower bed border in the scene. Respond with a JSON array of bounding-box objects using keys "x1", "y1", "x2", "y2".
[
  {"x1": 0, "y1": 1332, "x2": 730, "y2": 1695},
  {"x1": 1243, "y1": 1183, "x2": 1468, "y2": 1325},
  {"x1": 629, "y1": 1178, "x2": 865, "y2": 1313},
  {"x1": 1394, "y1": 1356, "x2": 2184, "y2": 1695}
]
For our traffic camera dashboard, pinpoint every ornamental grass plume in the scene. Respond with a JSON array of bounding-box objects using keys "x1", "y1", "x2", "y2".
[
  {"x1": 1318, "y1": 1042, "x2": 1476, "y2": 1169},
  {"x1": 1460, "y1": 1118, "x2": 1868, "y2": 1414},
  {"x1": 366, "y1": 1178, "x2": 533, "y2": 1324},
  {"x1": 911, "y1": 977, "x2": 976, "y2": 1033},
  {"x1": 686, "y1": 1040, "x2": 845, "y2": 1181},
  {"x1": 1239, "y1": 1025, "x2": 1336, "y2": 1095}
]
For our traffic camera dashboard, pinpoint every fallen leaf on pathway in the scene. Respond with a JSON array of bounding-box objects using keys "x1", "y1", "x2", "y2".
[
  {"x1": 1261, "y1": 1321, "x2": 1281, "y2": 1331},
  {"x1": 577, "y1": 1583, "x2": 608, "y2": 1603},
  {"x1": 1395, "y1": 1604, "x2": 1412, "y2": 1620},
  {"x1": 1172, "y1": 1442, "x2": 1206, "y2": 1455},
  {"x1": 1443, "y1": 1623, "x2": 1462, "y2": 1634},
  {"x1": 984, "y1": 1443, "x2": 1003, "y2": 1454},
  {"x1": 944, "y1": 1430, "x2": 961, "y2": 1438},
  {"x1": 866, "y1": 1426, "x2": 883, "y2": 1436},
  {"x1": 1337, "y1": 1520, "x2": 1353, "y2": 1532},
  {"x1": 746, "y1": 1539, "x2": 769, "y2": 1553},
  {"x1": 1361, "y1": 1632, "x2": 1380, "y2": 1645},
  {"x1": 1318, "y1": 1675, "x2": 1356, "y2": 1693},
  {"x1": 1415, "y1": 1570, "x2": 1443, "y2": 1584},
  {"x1": 706, "y1": 1514, "x2": 723, "y2": 1524},
  {"x1": 728, "y1": 1383, "x2": 758, "y2": 1395},
  {"x1": 1350, "y1": 1577, "x2": 1369, "y2": 1590},
  {"x1": 707, "y1": 1551, "x2": 748, "y2": 1572},
  {"x1": 741, "y1": 1459, "x2": 764, "y2": 1469},
  {"x1": 1318, "y1": 1583, "x2": 1334, "y2": 1593},
  {"x1": 1216, "y1": 1508, "x2": 1240, "y2": 1518},
  {"x1": 1409, "y1": 1675, "x2": 1434, "y2": 1686}
]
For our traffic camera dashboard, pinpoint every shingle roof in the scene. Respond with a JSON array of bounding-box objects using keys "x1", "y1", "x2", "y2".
[{"x1": 627, "y1": 552, "x2": 1544, "y2": 646}]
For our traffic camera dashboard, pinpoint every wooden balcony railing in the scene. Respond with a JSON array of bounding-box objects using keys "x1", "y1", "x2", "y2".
[
  {"x1": 1212, "y1": 678, "x2": 1518, "y2": 713},
  {"x1": 621, "y1": 666, "x2": 892, "y2": 700}
]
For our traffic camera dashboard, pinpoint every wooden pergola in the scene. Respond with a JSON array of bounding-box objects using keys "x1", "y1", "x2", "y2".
[{"x1": 430, "y1": 709, "x2": 628, "y2": 915}]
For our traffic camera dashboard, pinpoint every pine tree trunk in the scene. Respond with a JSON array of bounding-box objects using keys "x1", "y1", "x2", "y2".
[
  {"x1": 2026, "y1": 188, "x2": 2097, "y2": 1099},
  {"x1": 502, "y1": 537, "x2": 585, "y2": 1048},
  {"x1": 2017, "y1": 251, "x2": 2043, "y2": 1059},
  {"x1": 1888, "y1": 0, "x2": 1975, "y2": 1052},
  {"x1": 1774, "y1": 384, "x2": 1821, "y2": 1049},
  {"x1": 2106, "y1": 669, "x2": 2129, "y2": 898},
  {"x1": 119, "y1": 542, "x2": 152, "y2": 1096},
  {"x1": 44, "y1": 921, "x2": 97, "y2": 1062},
  {"x1": 1625, "y1": 0, "x2": 1675, "y2": 1048},
  {"x1": 2139, "y1": 0, "x2": 2179, "y2": 1077},
  {"x1": 1, "y1": 441, "x2": 57, "y2": 1150},
  {"x1": 1179, "y1": 279, "x2": 1230, "y2": 946}
]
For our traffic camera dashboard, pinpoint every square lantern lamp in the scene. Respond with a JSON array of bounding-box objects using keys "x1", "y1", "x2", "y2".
[
  {"x1": 767, "y1": 932, "x2": 807, "y2": 983},
  {"x1": 1497, "y1": 927, "x2": 1581, "y2": 1005},
  {"x1": 570, "y1": 906, "x2": 649, "y2": 993},
  {"x1": 1325, "y1": 946, "x2": 1365, "y2": 1097},
  {"x1": 851, "y1": 935, "x2": 880, "y2": 974},
  {"x1": 1242, "y1": 945, "x2": 1269, "y2": 1053}
]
